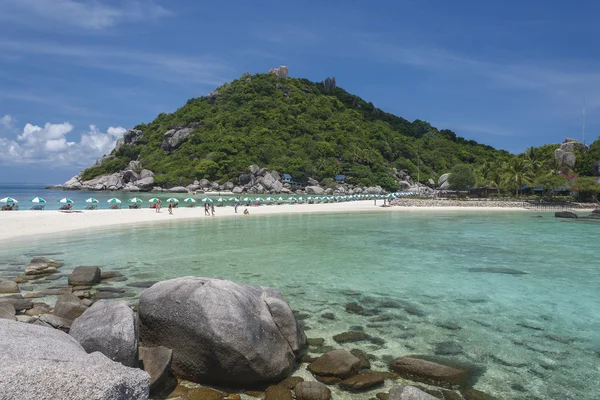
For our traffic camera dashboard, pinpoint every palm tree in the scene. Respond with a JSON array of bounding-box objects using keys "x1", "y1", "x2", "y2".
[{"x1": 503, "y1": 157, "x2": 535, "y2": 195}]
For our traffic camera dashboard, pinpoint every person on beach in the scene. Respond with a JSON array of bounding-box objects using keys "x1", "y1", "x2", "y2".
[
  {"x1": 374, "y1": 198, "x2": 377, "y2": 206},
  {"x1": 204, "y1": 203, "x2": 210, "y2": 216},
  {"x1": 168, "y1": 203, "x2": 173, "y2": 215},
  {"x1": 243, "y1": 208, "x2": 249, "y2": 215},
  {"x1": 211, "y1": 203, "x2": 215, "y2": 217},
  {"x1": 234, "y1": 202, "x2": 239, "y2": 213}
]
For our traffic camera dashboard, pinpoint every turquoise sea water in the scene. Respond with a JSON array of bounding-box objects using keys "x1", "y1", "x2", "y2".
[{"x1": 1, "y1": 208, "x2": 599, "y2": 399}]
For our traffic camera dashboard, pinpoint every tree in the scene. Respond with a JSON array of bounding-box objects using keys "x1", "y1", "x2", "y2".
[
  {"x1": 569, "y1": 176, "x2": 600, "y2": 202},
  {"x1": 448, "y1": 164, "x2": 475, "y2": 190},
  {"x1": 502, "y1": 157, "x2": 534, "y2": 195}
]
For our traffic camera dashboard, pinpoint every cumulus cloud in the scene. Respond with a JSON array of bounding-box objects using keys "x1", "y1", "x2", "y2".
[{"x1": 0, "y1": 114, "x2": 126, "y2": 168}]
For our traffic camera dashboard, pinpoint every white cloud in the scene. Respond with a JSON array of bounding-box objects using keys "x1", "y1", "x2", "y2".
[
  {"x1": 0, "y1": 115, "x2": 126, "y2": 167},
  {"x1": 0, "y1": 0, "x2": 171, "y2": 30},
  {"x1": 0, "y1": 39, "x2": 232, "y2": 86}
]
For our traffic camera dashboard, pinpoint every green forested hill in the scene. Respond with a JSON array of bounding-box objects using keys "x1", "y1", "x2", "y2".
[{"x1": 81, "y1": 73, "x2": 512, "y2": 189}]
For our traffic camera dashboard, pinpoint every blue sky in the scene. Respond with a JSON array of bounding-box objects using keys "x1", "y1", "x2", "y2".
[{"x1": 1, "y1": 0, "x2": 599, "y2": 183}]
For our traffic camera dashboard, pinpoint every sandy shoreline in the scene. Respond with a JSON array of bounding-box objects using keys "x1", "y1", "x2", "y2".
[{"x1": 0, "y1": 200, "x2": 541, "y2": 243}]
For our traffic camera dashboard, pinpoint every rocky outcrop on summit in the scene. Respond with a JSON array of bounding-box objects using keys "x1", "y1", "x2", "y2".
[
  {"x1": 560, "y1": 138, "x2": 587, "y2": 154},
  {"x1": 269, "y1": 65, "x2": 289, "y2": 79},
  {"x1": 161, "y1": 127, "x2": 195, "y2": 152},
  {"x1": 138, "y1": 276, "x2": 306, "y2": 387}
]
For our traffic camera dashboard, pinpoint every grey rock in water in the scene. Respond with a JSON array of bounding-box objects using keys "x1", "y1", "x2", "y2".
[
  {"x1": 0, "y1": 319, "x2": 149, "y2": 399},
  {"x1": 139, "y1": 346, "x2": 173, "y2": 393},
  {"x1": 138, "y1": 276, "x2": 306, "y2": 386},
  {"x1": 389, "y1": 386, "x2": 438, "y2": 400},
  {"x1": 25, "y1": 257, "x2": 61, "y2": 275},
  {"x1": 161, "y1": 127, "x2": 194, "y2": 152},
  {"x1": 68, "y1": 266, "x2": 102, "y2": 286},
  {"x1": 295, "y1": 381, "x2": 332, "y2": 400},
  {"x1": 467, "y1": 267, "x2": 528, "y2": 275},
  {"x1": 0, "y1": 280, "x2": 19, "y2": 294},
  {"x1": 307, "y1": 350, "x2": 361, "y2": 381},
  {"x1": 0, "y1": 294, "x2": 33, "y2": 311},
  {"x1": 38, "y1": 313, "x2": 73, "y2": 332},
  {"x1": 168, "y1": 186, "x2": 188, "y2": 193},
  {"x1": 555, "y1": 211, "x2": 578, "y2": 219},
  {"x1": 53, "y1": 293, "x2": 88, "y2": 321},
  {"x1": 390, "y1": 356, "x2": 474, "y2": 389},
  {"x1": 0, "y1": 302, "x2": 16, "y2": 320},
  {"x1": 70, "y1": 301, "x2": 139, "y2": 367}
]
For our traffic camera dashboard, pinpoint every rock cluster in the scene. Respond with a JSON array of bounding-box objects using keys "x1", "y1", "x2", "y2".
[
  {"x1": 555, "y1": 138, "x2": 587, "y2": 170},
  {"x1": 268, "y1": 65, "x2": 289, "y2": 79}
]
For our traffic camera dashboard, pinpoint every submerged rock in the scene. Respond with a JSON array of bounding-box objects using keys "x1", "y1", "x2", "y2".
[
  {"x1": 68, "y1": 266, "x2": 102, "y2": 286},
  {"x1": 307, "y1": 350, "x2": 361, "y2": 383},
  {"x1": 295, "y1": 381, "x2": 331, "y2": 400},
  {"x1": 333, "y1": 331, "x2": 371, "y2": 344},
  {"x1": 390, "y1": 356, "x2": 476, "y2": 389},
  {"x1": 0, "y1": 280, "x2": 19, "y2": 294},
  {"x1": 389, "y1": 386, "x2": 438, "y2": 400},
  {"x1": 467, "y1": 267, "x2": 528, "y2": 275},
  {"x1": 139, "y1": 277, "x2": 306, "y2": 386},
  {"x1": 0, "y1": 319, "x2": 149, "y2": 399},
  {"x1": 53, "y1": 293, "x2": 88, "y2": 321},
  {"x1": 0, "y1": 302, "x2": 16, "y2": 320},
  {"x1": 24, "y1": 257, "x2": 61, "y2": 275}
]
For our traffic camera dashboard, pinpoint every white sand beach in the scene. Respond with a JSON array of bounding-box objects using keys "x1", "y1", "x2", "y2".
[{"x1": 0, "y1": 200, "x2": 532, "y2": 242}]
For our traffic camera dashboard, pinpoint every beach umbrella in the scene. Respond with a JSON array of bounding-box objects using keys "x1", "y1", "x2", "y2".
[
  {"x1": 298, "y1": 196, "x2": 305, "y2": 202},
  {"x1": 242, "y1": 197, "x2": 251, "y2": 202},
  {"x1": 255, "y1": 197, "x2": 264, "y2": 202},
  {"x1": 148, "y1": 197, "x2": 160, "y2": 203},
  {"x1": 129, "y1": 197, "x2": 143, "y2": 203},
  {"x1": 265, "y1": 197, "x2": 275, "y2": 202},
  {"x1": 184, "y1": 198, "x2": 196, "y2": 203},
  {"x1": 58, "y1": 198, "x2": 74, "y2": 204},
  {"x1": 228, "y1": 197, "x2": 239, "y2": 202},
  {"x1": 30, "y1": 197, "x2": 46, "y2": 204},
  {"x1": 0, "y1": 197, "x2": 17, "y2": 204},
  {"x1": 277, "y1": 197, "x2": 284, "y2": 201},
  {"x1": 201, "y1": 197, "x2": 213, "y2": 203},
  {"x1": 289, "y1": 196, "x2": 297, "y2": 202},
  {"x1": 216, "y1": 197, "x2": 225, "y2": 203},
  {"x1": 166, "y1": 197, "x2": 179, "y2": 204},
  {"x1": 107, "y1": 198, "x2": 122, "y2": 204},
  {"x1": 85, "y1": 198, "x2": 99, "y2": 204}
]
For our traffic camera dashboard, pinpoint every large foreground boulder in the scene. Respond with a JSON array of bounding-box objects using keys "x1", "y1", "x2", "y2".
[
  {"x1": 70, "y1": 301, "x2": 139, "y2": 367},
  {"x1": 0, "y1": 319, "x2": 149, "y2": 399},
  {"x1": 139, "y1": 346, "x2": 173, "y2": 393},
  {"x1": 138, "y1": 277, "x2": 306, "y2": 386}
]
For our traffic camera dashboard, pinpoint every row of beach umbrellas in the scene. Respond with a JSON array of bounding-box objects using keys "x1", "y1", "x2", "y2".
[{"x1": 1, "y1": 192, "x2": 414, "y2": 208}]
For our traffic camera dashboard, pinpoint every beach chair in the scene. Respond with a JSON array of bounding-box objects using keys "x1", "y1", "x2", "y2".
[
  {"x1": 59, "y1": 204, "x2": 69, "y2": 211},
  {"x1": 85, "y1": 204, "x2": 97, "y2": 210},
  {"x1": 129, "y1": 204, "x2": 140, "y2": 209},
  {"x1": 110, "y1": 204, "x2": 120, "y2": 210},
  {"x1": 30, "y1": 205, "x2": 45, "y2": 210}
]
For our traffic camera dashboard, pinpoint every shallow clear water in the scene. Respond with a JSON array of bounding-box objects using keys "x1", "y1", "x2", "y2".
[{"x1": 1, "y1": 210, "x2": 599, "y2": 399}]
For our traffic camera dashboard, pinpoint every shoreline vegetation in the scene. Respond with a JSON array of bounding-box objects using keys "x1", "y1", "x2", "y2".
[{"x1": 0, "y1": 198, "x2": 594, "y2": 243}]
